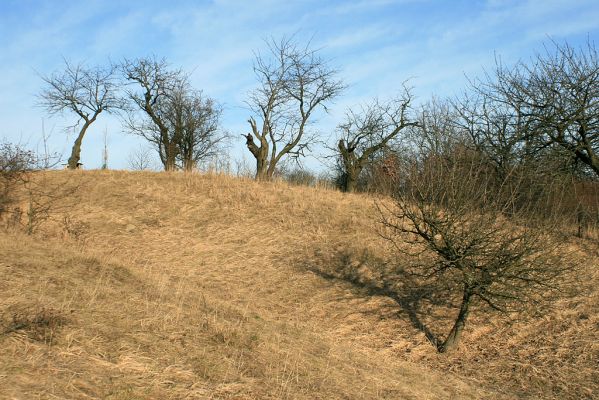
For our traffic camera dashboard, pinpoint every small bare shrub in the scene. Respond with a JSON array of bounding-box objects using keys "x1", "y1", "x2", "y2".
[
  {"x1": 0, "y1": 142, "x2": 35, "y2": 225},
  {"x1": 284, "y1": 167, "x2": 317, "y2": 187},
  {"x1": 379, "y1": 149, "x2": 575, "y2": 353}
]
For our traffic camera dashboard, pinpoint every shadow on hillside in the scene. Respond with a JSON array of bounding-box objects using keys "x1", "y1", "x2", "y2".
[{"x1": 304, "y1": 248, "x2": 457, "y2": 348}]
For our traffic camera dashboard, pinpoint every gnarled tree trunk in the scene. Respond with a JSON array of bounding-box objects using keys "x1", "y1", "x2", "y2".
[{"x1": 244, "y1": 133, "x2": 270, "y2": 180}]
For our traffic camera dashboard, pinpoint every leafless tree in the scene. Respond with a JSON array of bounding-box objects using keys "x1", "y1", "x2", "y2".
[
  {"x1": 406, "y1": 99, "x2": 477, "y2": 169},
  {"x1": 127, "y1": 145, "x2": 155, "y2": 171},
  {"x1": 337, "y1": 86, "x2": 417, "y2": 192},
  {"x1": 122, "y1": 57, "x2": 224, "y2": 171},
  {"x1": 473, "y1": 40, "x2": 599, "y2": 178},
  {"x1": 379, "y1": 146, "x2": 572, "y2": 353},
  {"x1": 244, "y1": 37, "x2": 345, "y2": 180},
  {"x1": 169, "y1": 90, "x2": 225, "y2": 171},
  {"x1": 122, "y1": 57, "x2": 183, "y2": 171},
  {"x1": 0, "y1": 141, "x2": 80, "y2": 233},
  {"x1": 39, "y1": 60, "x2": 120, "y2": 169},
  {"x1": 451, "y1": 91, "x2": 532, "y2": 179}
]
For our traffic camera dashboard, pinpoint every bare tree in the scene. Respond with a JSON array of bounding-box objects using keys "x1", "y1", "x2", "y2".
[
  {"x1": 39, "y1": 60, "x2": 120, "y2": 169},
  {"x1": 0, "y1": 141, "x2": 80, "y2": 233},
  {"x1": 244, "y1": 37, "x2": 345, "y2": 180},
  {"x1": 127, "y1": 145, "x2": 155, "y2": 171},
  {"x1": 122, "y1": 57, "x2": 184, "y2": 171},
  {"x1": 451, "y1": 91, "x2": 532, "y2": 179},
  {"x1": 123, "y1": 57, "x2": 225, "y2": 171},
  {"x1": 169, "y1": 90, "x2": 225, "y2": 171},
  {"x1": 405, "y1": 98, "x2": 469, "y2": 164},
  {"x1": 379, "y1": 147, "x2": 572, "y2": 353},
  {"x1": 337, "y1": 87, "x2": 417, "y2": 192},
  {"x1": 474, "y1": 40, "x2": 599, "y2": 178}
]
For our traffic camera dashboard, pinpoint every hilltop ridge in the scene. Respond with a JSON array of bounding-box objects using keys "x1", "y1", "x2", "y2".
[{"x1": 1, "y1": 170, "x2": 597, "y2": 399}]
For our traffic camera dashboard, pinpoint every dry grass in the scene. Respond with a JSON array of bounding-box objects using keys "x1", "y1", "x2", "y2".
[{"x1": 0, "y1": 169, "x2": 597, "y2": 399}]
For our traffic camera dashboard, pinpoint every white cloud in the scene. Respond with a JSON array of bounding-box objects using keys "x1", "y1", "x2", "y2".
[{"x1": 1, "y1": 0, "x2": 598, "y2": 170}]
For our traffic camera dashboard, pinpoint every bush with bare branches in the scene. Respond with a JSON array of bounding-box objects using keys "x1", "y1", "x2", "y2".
[
  {"x1": 379, "y1": 147, "x2": 574, "y2": 353},
  {"x1": 0, "y1": 142, "x2": 35, "y2": 226}
]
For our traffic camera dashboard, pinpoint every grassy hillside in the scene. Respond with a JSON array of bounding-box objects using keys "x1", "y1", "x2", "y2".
[{"x1": 1, "y1": 170, "x2": 597, "y2": 399}]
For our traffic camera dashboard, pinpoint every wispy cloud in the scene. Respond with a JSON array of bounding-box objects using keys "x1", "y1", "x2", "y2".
[{"x1": 0, "y1": 0, "x2": 598, "y2": 169}]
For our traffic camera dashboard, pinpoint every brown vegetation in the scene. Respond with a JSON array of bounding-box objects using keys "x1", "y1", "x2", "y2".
[{"x1": 0, "y1": 170, "x2": 597, "y2": 399}]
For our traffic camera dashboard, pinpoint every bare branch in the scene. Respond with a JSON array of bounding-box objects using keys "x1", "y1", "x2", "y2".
[{"x1": 244, "y1": 36, "x2": 345, "y2": 180}]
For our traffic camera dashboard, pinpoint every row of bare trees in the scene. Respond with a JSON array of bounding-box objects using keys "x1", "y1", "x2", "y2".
[
  {"x1": 336, "y1": 42, "x2": 599, "y2": 192},
  {"x1": 37, "y1": 39, "x2": 597, "y2": 186},
  {"x1": 39, "y1": 58, "x2": 225, "y2": 171}
]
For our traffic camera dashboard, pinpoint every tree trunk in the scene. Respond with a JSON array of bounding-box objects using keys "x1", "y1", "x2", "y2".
[
  {"x1": 254, "y1": 145, "x2": 270, "y2": 180},
  {"x1": 338, "y1": 140, "x2": 365, "y2": 193},
  {"x1": 438, "y1": 288, "x2": 472, "y2": 353},
  {"x1": 255, "y1": 157, "x2": 268, "y2": 180},
  {"x1": 164, "y1": 141, "x2": 178, "y2": 171},
  {"x1": 244, "y1": 133, "x2": 270, "y2": 181},
  {"x1": 165, "y1": 156, "x2": 177, "y2": 171},
  {"x1": 67, "y1": 122, "x2": 92, "y2": 169},
  {"x1": 342, "y1": 163, "x2": 363, "y2": 193},
  {"x1": 183, "y1": 157, "x2": 195, "y2": 172},
  {"x1": 344, "y1": 169, "x2": 359, "y2": 193}
]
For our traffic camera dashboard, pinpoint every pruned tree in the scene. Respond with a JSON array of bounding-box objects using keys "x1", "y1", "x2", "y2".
[
  {"x1": 39, "y1": 60, "x2": 120, "y2": 169},
  {"x1": 244, "y1": 37, "x2": 345, "y2": 180},
  {"x1": 379, "y1": 147, "x2": 572, "y2": 353},
  {"x1": 337, "y1": 86, "x2": 417, "y2": 192},
  {"x1": 474, "y1": 40, "x2": 599, "y2": 178}
]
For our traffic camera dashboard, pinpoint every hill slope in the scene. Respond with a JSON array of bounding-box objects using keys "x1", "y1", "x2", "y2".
[{"x1": 1, "y1": 170, "x2": 597, "y2": 399}]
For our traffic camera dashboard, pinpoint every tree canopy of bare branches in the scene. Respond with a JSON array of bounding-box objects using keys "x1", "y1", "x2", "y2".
[
  {"x1": 122, "y1": 57, "x2": 184, "y2": 171},
  {"x1": 379, "y1": 146, "x2": 573, "y2": 353},
  {"x1": 337, "y1": 86, "x2": 417, "y2": 192},
  {"x1": 39, "y1": 60, "x2": 120, "y2": 169},
  {"x1": 244, "y1": 37, "x2": 345, "y2": 180},
  {"x1": 171, "y1": 91, "x2": 225, "y2": 171},
  {"x1": 122, "y1": 57, "x2": 224, "y2": 171},
  {"x1": 472, "y1": 40, "x2": 599, "y2": 178}
]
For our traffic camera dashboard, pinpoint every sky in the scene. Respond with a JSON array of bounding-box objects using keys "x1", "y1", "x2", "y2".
[{"x1": 1, "y1": 0, "x2": 598, "y2": 172}]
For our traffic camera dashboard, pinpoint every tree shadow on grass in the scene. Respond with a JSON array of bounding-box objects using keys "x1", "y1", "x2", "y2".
[{"x1": 303, "y1": 247, "x2": 456, "y2": 349}]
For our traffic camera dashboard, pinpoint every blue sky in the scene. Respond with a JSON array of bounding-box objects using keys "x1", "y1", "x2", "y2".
[{"x1": 1, "y1": 0, "x2": 598, "y2": 171}]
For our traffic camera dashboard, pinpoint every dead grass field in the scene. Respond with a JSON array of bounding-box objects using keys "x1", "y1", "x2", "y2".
[{"x1": 0, "y1": 170, "x2": 597, "y2": 399}]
